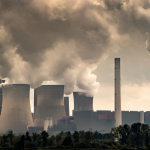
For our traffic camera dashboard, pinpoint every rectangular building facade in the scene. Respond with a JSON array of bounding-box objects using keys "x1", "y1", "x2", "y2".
[
  {"x1": 73, "y1": 110, "x2": 115, "y2": 132},
  {"x1": 74, "y1": 110, "x2": 145, "y2": 132}
]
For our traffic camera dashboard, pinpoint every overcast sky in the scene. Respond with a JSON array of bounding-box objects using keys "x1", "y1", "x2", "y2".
[{"x1": 0, "y1": 0, "x2": 150, "y2": 115}]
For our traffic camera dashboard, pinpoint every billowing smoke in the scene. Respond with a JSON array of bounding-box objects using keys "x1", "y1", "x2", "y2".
[{"x1": 0, "y1": 0, "x2": 150, "y2": 96}]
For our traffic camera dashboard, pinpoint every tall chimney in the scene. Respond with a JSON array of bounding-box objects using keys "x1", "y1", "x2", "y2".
[{"x1": 115, "y1": 58, "x2": 122, "y2": 127}]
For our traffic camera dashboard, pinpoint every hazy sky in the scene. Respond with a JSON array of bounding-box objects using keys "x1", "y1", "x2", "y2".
[{"x1": 0, "y1": 0, "x2": 150, "y2": 115}]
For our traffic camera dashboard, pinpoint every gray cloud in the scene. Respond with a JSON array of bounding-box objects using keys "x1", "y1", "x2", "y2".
[{"x1": 0, "y1": 0, "x2": 150, "y2": 96}]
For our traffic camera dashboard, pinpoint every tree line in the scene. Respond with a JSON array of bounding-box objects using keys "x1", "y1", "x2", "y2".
[{"x1": 0, "y1": 122, "x2": 150, "y2": 149}]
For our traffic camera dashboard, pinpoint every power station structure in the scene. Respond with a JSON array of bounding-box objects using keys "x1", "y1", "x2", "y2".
[
  {"x1": 114, "y1": 58, "x2": 122, "y2": 127},
  {"x1": 73, "y1": 92, "x2": 93, "y2": 111},
  {"x1": 0, "y1": 58, "x2": 149, "y2": 133},
  {"x1": 73, "y1": 58, "x2": 145, "y2": 131},
  {"x1": 64, "y1": 97, "x2": 69, "y2": 116},
  {"x1": 34, "y1": 85, "x2": 66, "y2": 126},
  {"x1": 0, "y1": 84, "x2": 34, "y2": 134}
]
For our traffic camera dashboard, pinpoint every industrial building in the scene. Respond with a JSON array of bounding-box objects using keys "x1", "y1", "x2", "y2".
[
  {"x1": 73, "y1": 58, "x2": 146, "y2": 132},
  {"x1": 73, "y1": 92, "x2": 93, "y2": 111},
  {"x1": 73, "y1": 110, "x2": 115, "y2": 131},
  {"x1": 144, "y1": 111, "x2": 150, "y2": 124},
  {"x1": 0, "y1": 84, "x2": 34, "y2": 134},
  {"x1": 34, "y1": 85, "x2": 66, "y2": 126},
  {"x1": 74, "y1": 110, "x2": 146, "y2": 131},
  {"x1": 64, "y1": 97, "x2": 69, "y2": 116},
  {"x1": 0, "y1": 57, "x2": 149, "y2": 133}
]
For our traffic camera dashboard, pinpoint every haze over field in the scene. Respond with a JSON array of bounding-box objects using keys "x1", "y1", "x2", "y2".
[{"x1": 0, "y1": 0, "x2": 150, "y2": 113}]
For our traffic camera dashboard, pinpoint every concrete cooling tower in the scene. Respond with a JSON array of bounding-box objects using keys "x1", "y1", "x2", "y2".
[
  {"x1": 73, "y1": 92, "x2": 93, "y2": 111},
  {"x1": 0, "y1": 84, "x2": 34, "y2": 134},
  {"x1": 34, "y1": 85, "x2": 66, "y2": 126}
]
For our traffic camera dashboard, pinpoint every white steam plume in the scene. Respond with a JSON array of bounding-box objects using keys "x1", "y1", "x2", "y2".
[{"x1": 0, "y1": 0, "x2": 150, "y2": 96}]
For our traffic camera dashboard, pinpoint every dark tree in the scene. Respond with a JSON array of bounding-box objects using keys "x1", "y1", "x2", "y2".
[
  {"x1": 62, "y1": 136, "x2": 72, "y2": 146},
  {"x1": 7, "y1": 130, "x2": 15, "y2": 148},
  {"x1": 93, "y1": 131, "x2": 99, "y2": 139},
  {"x1": 141, "y1": 124, "x2": 149, "y2": 146},
  {"x1": 119, "y1": 124, "x2": 130, "y2": 145},
  {"x1": 56, "y1": 133, "x2": 63, "y2": 145},
  {"x1": 145, "y1": 132, "x2": 149, "y2": 149},
  {"x1": 21, "y1": 135, "x2": 25, "y2": 150},
  {"x1": 49, "y1": 136, "x2": 56, "y2": 146},
  {"x1": 130, "y1": 123, "x2": 142, "y2": 146},
  {"x1": 98, "y1": 133, "x2": 103, "y2": 139},
  {"x1": 79, "y1": 130, "x2": 85, "y2": 141},
  {"x1": 67, "y1": 131, "x2": 71, "y2": 137},
  {"x1": 32, "y1": 132, "x2": 38, "y2": 142},
  {"x1": 73, "y1": 131, "x2": 80, "y2": 143},
  {"x1": 84, "y1": 131, "x2": 93, "y2": 143},
  {"x1": 40, "y1": 131, "x2": 49, "y2": 147},
  {"x1": 2, "y1": 134, "x2": 8, "y2": 147},
  {"x1": 25, "y1": 131, "x2": 31, "y2": 142}
]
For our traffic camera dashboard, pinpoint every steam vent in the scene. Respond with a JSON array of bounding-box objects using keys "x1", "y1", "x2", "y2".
[
  {"x1": 34, "y1": 85, "x2": 66, "y2": 126},
  {"x1": 0, "y1": 84, "x2": 34, "y2": 133},
  {"x1": 73, "y1": 92, "x2": 93, "y2": 111},
  {"x1": 114, "y1": 58, "x2": 122, "y2": 127}
]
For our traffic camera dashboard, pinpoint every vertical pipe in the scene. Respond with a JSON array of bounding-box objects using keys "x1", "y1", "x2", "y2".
[
  {"x1": 115, "y1": 58, "x2": 122, "y2": 127},
  {"x1": 140, "y1": 111, "x2": 144, "y2": 124}
]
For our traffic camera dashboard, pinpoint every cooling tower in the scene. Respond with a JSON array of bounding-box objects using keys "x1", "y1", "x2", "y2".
[
  {"x1": 34, "y1": 85, "x2": 66, "y2": 126},
  {"x1": 64, "y1": 97, "x2": 70, "y2": 116},
  {"x1": 114, "y1": 58, "x2": 122, "y2": 127},
  {"x1": 73, "y1": 92, "x2": 93, "y2": 111},
  {"x1": 0, "y1": 84, "x2": 34, "y2": 134}
]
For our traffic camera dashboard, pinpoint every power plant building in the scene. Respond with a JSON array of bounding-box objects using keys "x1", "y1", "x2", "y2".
[
  {"x1": 64, "y1": 97, "x2": 69, "y2": 116},
  {"x1": 73, "y1": 92, "x2": 93, "y2": 111},
  {"x1": 0, "y1": 84, "x2": 34, "y2": 134},
  {"x1": 122, "y1": 111, "x2": 144, "y2": 126},
  {"x1": 114, "y1": 58, "x2": 122, "y2": 127},
  {"x1": 74, "y1": 110, "x2": 146, "y2": 131},
  {"x1": 74, "y1": 110, "x2": 115, "y2": 131},
  {"x1": 34, "y1": 85, "x2": 66, "y2": 126}
]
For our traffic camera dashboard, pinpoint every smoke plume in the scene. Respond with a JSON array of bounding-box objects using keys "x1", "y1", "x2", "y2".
[{"x1": 0, "y1": 0, "x2": 150, "y2": 96}]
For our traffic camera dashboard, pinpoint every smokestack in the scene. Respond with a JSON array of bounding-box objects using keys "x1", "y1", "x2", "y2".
[
  {"x1": 64, "y1": 97, "x2": 70, "y2": 116},
  {"x1": 114, "y1": 58, "x2": 122, "y2": 127}
]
